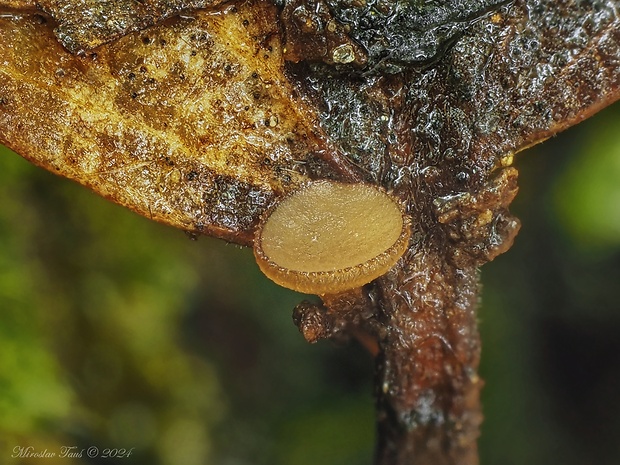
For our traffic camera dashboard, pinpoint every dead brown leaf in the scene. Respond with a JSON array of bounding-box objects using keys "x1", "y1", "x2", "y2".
[{"x1": 0, "y1": 2, "x2": 343, "y2": 245}]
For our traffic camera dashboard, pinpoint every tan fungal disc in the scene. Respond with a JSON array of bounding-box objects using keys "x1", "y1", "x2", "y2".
[{"x1": 254, "y1": 181, "x2": 411, "y2": 295}]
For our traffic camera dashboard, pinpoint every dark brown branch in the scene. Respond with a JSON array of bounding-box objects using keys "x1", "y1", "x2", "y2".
[{"x1": 289, "y1": 2, "x2": 620, "y2": 463}]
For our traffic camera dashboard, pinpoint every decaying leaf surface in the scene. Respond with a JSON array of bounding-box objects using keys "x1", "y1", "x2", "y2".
[
  {"x1": 39, "y1": 0, "x2": 228, "y2": 53},
  {"x1": 1, "y1": 0, "x2": 231, "y2": 53},
  {"x1": 1, "y1": 0, "x2": 620, "y2": 464},
  {"x1": 0, "y1": 2, "x2": 344, "y2": 245}
]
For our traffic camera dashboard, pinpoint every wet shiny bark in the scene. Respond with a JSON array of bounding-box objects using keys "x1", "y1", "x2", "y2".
[{"x1": 289, "y1": 1, "x2": 620, "y2": 462}]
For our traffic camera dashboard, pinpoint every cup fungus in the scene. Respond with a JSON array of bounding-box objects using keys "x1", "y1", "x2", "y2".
[{"x1": 253, "y1": 180, "x2": 411, "y2": 295}]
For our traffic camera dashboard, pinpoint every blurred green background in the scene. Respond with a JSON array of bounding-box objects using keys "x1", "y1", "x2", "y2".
[{"x1": 1, "y1": 103, "x2": 619, "y2": 465}]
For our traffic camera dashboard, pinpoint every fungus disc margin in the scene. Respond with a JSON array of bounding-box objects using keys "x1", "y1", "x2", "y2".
[{"x1": 253, "y1": 180, "x2": 411, "y2": 295}]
